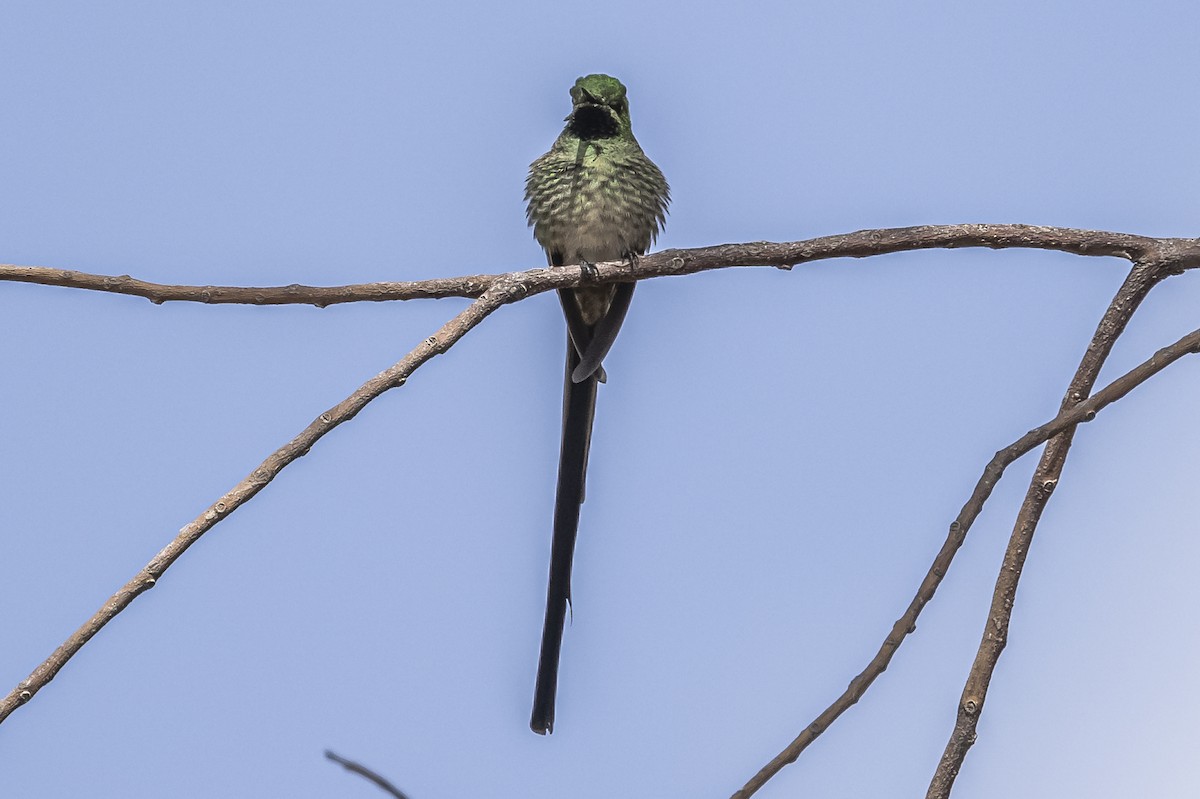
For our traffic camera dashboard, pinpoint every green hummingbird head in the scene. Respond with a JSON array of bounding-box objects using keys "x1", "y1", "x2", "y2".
[{"x1": 565, "y1": 74, "x2": 633, "y2": 140}]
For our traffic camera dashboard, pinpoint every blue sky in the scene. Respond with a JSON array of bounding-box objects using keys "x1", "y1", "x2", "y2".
[{"x1": 3, "y1": 2, "x2": 1199, "y2": 797}]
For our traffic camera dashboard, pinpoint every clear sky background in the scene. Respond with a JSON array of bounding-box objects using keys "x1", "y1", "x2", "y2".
[{"x1": 2, "y1": 2, "x2": 1199, "y2": 797}]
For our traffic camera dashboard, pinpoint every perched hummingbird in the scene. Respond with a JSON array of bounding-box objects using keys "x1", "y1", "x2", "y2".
[{"x1": 524, "y1": 74, "x2": 670, "y2": 735}]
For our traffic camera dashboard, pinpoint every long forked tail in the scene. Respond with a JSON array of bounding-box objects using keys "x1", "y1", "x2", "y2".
[{"x1": 530, "y1": 335, "x2": 599, "y2": 734}]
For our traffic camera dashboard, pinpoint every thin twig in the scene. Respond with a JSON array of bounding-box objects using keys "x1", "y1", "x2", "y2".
[
  {"x1": 0, "y1": 274, "x2": 527, "y2": 724},
  {"x1": 0, "y1": 267, "x2": 496, "y2": 305},
  {"x1": 2, "y1": 225, "x2": 1193, "y2": 306},
  {"x1": 925, "y1": 260, "x2": 1170, "y2": 797},
  {"x1": 325, "y1": 750, "x2": 412, "y2": 799},
  {"x1": 732, "y1": 275, "x2": 1196, "y2": 797}
]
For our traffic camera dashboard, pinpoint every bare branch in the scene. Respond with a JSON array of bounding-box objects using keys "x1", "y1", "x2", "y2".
[
  {"x1": 0, "y1": 266, "x2": 497, "y2": 305},
  {"x1": 2, "y1": 225, "x2": 1194, "y2": 306},
  {"x1": 3, "y1": 224, "x2": 1196, "y2": 762},
  {"x1": 926, "y1": 260, "x2": 1170, "y2": 797},
  {"x1": 325, "y1": 750, "x2": 412, "y2": 799},
  {"x1": 733, "y1": 267, "x2": 1194, "y2": 797},
  {"x1": 0, "y1": 274, "x2": 527, "y2": 724}
]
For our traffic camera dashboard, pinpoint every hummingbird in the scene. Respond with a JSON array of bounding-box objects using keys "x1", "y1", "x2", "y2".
[{"x1": 524, "y1": 74, "x2": 670, "y2": 735}]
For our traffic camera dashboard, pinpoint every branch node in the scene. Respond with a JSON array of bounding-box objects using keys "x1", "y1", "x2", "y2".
[{"x1": 203, "y1": 502, "x2": 228, "y2": 522}]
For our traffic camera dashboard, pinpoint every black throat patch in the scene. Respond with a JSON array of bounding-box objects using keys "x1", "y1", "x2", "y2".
[{"x1": 569, "y1": 104, "x2": 620, "y2": 140}]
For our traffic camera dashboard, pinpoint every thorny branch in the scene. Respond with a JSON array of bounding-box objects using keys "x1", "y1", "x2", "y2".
[{"x1": 3, "y1": 225, "x2": 1200, "y2": 799}]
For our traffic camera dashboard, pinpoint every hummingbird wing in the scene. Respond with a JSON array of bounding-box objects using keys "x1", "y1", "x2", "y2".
[{"x1": 571, "y1": 281, "x2": 635, "y2": 384}]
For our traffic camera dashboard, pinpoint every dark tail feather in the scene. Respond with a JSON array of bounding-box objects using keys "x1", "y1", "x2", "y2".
[{"x1": 531, "y1": 338, "x2": 598, "y2": 734}]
